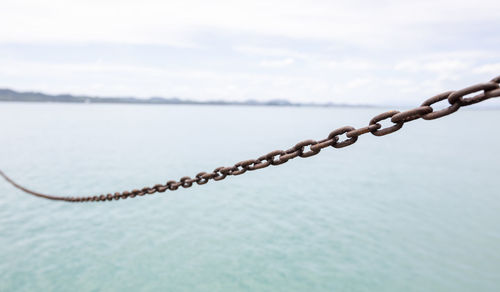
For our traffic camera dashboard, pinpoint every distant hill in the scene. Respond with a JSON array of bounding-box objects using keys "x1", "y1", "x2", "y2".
[{"x1": 0, "y1": 88, "x2": 372, "y2": 108}]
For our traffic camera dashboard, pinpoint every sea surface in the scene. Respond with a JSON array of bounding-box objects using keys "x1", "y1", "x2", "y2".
[{"x1": 0, "y1": 103, "x2": 499, "y2": 292}]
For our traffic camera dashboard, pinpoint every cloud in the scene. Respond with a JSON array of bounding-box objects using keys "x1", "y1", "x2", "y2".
[
  {"x1": 0, "y1": 1, "x2": 498, "y2": 105},
  {"x1": 473, "y1": 63, "x2": 500, "y2": 75},
  {"x1": 345, "y1": 78, "x2": 372, "y2": 89},
  {"x1": 326, "y1": 60, "x2": 377, "y2": 71},
  {"x1": 1, "y1": 0, "x2": 498, "y2": 48},
  {"x1": 233, "y1": 46, "x2": 308, "y2": 59},
  {"x1": 394, "y1": 58, "x2": 472, "y2": 84},
  {"x1": 0, "y1": 59, "x2": 167, "y2": 76},
  {"x1": 395, "y1": 59, "x2": 469, "y2": 74},
  {"x1": 259, "y1": 58, "x2": 295, "y2": 68}
]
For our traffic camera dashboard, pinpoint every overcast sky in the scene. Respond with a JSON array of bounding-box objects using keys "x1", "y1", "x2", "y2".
[{"x1": 0, "y1": 0, "x2": 499, "y2": 105}]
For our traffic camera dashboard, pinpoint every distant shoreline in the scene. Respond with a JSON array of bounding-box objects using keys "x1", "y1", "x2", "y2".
[
  {"x1": 0, "y1": 88, "x2": 375, "y2": 108},
  {"x1": 2, "y1": 88, "x2": 498, "y2": 110}
]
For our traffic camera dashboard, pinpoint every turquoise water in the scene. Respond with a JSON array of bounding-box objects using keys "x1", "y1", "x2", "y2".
[{"x1": 0, "y1": 103, "x2": 499, "y2": 291}]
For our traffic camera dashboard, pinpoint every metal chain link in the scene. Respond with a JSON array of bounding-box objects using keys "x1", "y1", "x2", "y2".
[{"x1": 1, "y1": 75, "x2": 499, "y2": 203}]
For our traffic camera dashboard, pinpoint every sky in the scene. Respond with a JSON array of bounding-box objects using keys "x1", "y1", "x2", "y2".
[{"x1": 0, "y1": 0, "x2": 499, "y2": 105}]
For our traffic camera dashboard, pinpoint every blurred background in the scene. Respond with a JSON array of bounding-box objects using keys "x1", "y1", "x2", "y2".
[
  {"x1": 0, "y1": 1, "x2": 499, "y2": 292},
  {"x1": 1, "y1": 0, "x2": 499, "y2": 105}
]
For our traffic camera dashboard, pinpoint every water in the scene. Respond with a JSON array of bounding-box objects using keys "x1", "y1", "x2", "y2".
[{"x1": 0, "y1": 103, "x2": 499, "y2": 291}]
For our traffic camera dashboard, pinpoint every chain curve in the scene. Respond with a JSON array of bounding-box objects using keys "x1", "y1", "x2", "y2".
[{"x1": 1, "y1": 75, "x2": 499, "y2": 202}]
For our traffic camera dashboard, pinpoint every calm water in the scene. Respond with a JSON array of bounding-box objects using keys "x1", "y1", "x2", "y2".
[{"x1": 0, "y1": 103, "x2": 499, "y2": 291}]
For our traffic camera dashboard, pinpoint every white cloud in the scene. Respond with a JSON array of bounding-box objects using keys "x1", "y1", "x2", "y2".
[
  {"x1": 345, "y1": 78, "x2": 372, "y2": 89},
  {"x1": 326, "y1": 59, "x2": 377, "y2": 71},
  {"x1": 395, "y1": 59, "x2": 468, "y2": 73},
  {"x1": 0, "y1": 1, "x2": 498, "y2": 105},
  {"x1": 473, "y1": 63, "x2": 500, "y2": 75},
  {"x1": 0, "y1": 59, "x2": 167, "y2": 76},
  {"x1": 1, "y1": 0, "x2": 498, "y2": 48},
  {"x1": 259, "y1": 58, "x2": 295, "y2": 68},
  {"x1": 423, "y1": 60, "x2": 469, "y2": 74},
  {"x1": 0, "y1": 58, "x2": 319, "y2": 100},
  {"x1": 233, "y1": 46, "x2": 308, "y2": 59}
]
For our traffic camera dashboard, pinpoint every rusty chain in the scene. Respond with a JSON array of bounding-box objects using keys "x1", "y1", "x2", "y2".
[{"x1": 1, "y1": 75, "x2": 499, "y2": 203}]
